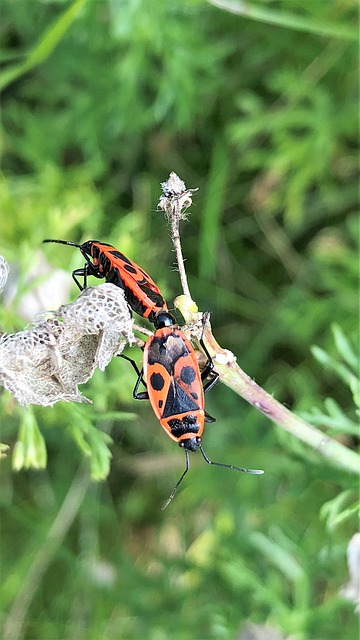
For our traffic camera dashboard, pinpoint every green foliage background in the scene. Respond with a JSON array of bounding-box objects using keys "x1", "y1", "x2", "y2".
[{"x1": 0, "y1": 1, "x2": 358, "y2": 639}]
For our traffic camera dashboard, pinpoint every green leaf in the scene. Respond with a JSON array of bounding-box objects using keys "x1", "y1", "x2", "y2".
[
  {"x1": 0, "y1": 0, "x2": 87, "y2": 91},
  {"x1": 311, "y1": 345, "x2": 357, "y2": 389},
  {"x1": 65, "y1": 406, "x2": 113, "y2": 480},
  {"x1": 320, "y1": 490, "x2": 359, "y2": 532},
  {"x1": 332, "y1": 323, "x2": 359, "y2": 372}
]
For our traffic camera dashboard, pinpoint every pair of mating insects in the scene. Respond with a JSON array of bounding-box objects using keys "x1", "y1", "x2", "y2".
[{"x1": 44, "y1": 239, "x2": 263, "y2": 508}]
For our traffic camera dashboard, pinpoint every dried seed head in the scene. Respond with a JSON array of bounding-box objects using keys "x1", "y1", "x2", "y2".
[
  {"x1": 0, "y1": 283, "x2": 135, "y2": 407},
  {"x1": 160, "y1": 171, "x2": 187, "y2": 198},
  {"x1": 158, "y1": 171, "x2": 198, "y2": 219}
]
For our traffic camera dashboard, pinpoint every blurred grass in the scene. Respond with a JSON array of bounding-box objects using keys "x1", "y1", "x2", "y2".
[{"x1": 0, "y1": 1, "x2": 359, "y2": 639}]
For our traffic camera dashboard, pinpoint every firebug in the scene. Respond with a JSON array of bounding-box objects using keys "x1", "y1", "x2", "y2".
[
  {"x1": 127, "y1": 311, "x2": 264, "y2": 508},
  {"x1": 43, "y1": 239, "x2": 168, "y2": 323}
]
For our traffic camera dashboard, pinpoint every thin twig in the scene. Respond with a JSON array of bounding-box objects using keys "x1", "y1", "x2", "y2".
[
  {"x1": 170, "y1": 200, "x2": 191, "y2": 298},
  {"x1": 158, "y1": 172, "x2": 198, "y2": 299}
]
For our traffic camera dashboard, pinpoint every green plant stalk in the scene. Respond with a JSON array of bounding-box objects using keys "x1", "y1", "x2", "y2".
[
  {"x1": 203, "y1": 326, "x2": 360, "y2": 476},
  {"x1": 208, "y1": 0, "x2": 358, "y2": 42}
]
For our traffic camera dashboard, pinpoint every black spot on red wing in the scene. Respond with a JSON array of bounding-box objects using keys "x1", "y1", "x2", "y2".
[
  {"x1": 109, "y1": 250, "x2": 130, "y2": 263},
  {"x1": 123, "y1": 263, "x2": 138, "y2": 275},
  {"x1": 180, "y1": 365, "x2": 196, "y2": 385},
  {"x1": 191, "y1": 392, "x2": 199, "y2": 400},
  {"x1": 150, "y1": 372, "x2": 165, "y2": 391},
  {"x1": 158, "y1": 400, "x2": 163, "y2": 408}
]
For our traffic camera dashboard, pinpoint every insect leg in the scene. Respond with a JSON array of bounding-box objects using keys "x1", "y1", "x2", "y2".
[
  {"x1": 198, "y1": 319, "x2": 219, "y2": 419},
  {"x1": 161, "y1": 449, "x2": 190, "y2": 510},
  {"x1": 72, "y1": 266, "x2": 88, "y2": 291},
  {"x1": 199, "y1": 443, "x2": 264, "y2": 475},
  {"x1": 198, "y1": 323, "x2": 219, "y2": 391},
  {"x1": 120, "y1": 355, "x2": 149, "y2": 400},
  {"x1": 203, "y1": 371, "x2": 219, "y2": 394}
]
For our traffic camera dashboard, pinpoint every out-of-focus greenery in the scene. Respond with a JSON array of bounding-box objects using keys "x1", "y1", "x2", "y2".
[{"x1": 0, "y1": 1, "x2": 358, "y2": 639}]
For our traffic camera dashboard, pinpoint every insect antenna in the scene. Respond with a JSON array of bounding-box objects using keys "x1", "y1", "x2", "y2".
[
  {"x1": 199, "y1": 443, "x2": 264, "y2": 475},
  {"x1": 161, "y1": 449, "x2": 190, "y2": 510},
  {"x1": 43, "y1": 239, "x2": 82, "y2": 248}
]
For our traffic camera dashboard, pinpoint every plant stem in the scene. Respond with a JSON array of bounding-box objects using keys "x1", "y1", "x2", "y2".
[
  {"x1": 170, "y1": 201, "x2": 191, "y2": 299},
  {"x1": 207, "y1": 0, "x2": 358, "y2": 41},
  {"x1": 202, "y1": 324, "x2": 360, "y2": 476},
  {"x1": 159, "y1": 172, "x2": 197, "y2": 300},
  {"x1": 164, "y1": 172, "x2": 359, "y2": 477}
]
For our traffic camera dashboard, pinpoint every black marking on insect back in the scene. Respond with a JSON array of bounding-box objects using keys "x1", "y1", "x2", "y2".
[
  {"x1": 137, "y1": 284, "x2": 165, "y2": 306},
  {"x1": 180, "y1": 365, "x2": 196, "y2": 385},
  {"x1": 191, "y1": 392, "x2": 199, "y2": 400},
  {"x1": 109, "y1": 256, "x2": 158, "y2": 290},
  {"x1": 105, "y1": 269, "x2": 165, "y2": 319},
  {"x1": 161, "y1": 381, "x2": 199, "y2": 419},
  {"x1": 158, "y1": 399, "x2": 163, "y2": 409},
  {"x1": 125, "y1": 291, "x2": 149, "y2": 317},
  {"x1": 100, "y1": 255, "x2": 112, "y2": 275},
  {"x1": 106, "y1": 268, "x2": 126, "y2": 290},
  {"x1": 150, "y1": 372, "x2": 165, "y2": 391},
  {"x1": 168, "y1": 416, "x2": 200, "y2": 438},
  {"x1": 109, "y1": 250, "x2": 131, "y2": 263},
  {"x1": 90, "y1": 244, "x2": 100, "y2": 260},
  {"x1": 148, "y1": 334, "x2": 189, "y2": 374},
  {"x1": 123, "y1": 263, "x2": 139, "y2": 276}
]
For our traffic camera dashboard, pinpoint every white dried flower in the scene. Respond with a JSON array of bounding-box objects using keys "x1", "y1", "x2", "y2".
[
  {"x1": 158, "y1": 171, "x2": 198, "y2": 218},
  {"x1": 0, "y1": 284, "x2": 135, "y2": 407},
  {"x1": 160, "y1": 171, "x2": 187, "y2": 197}
]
